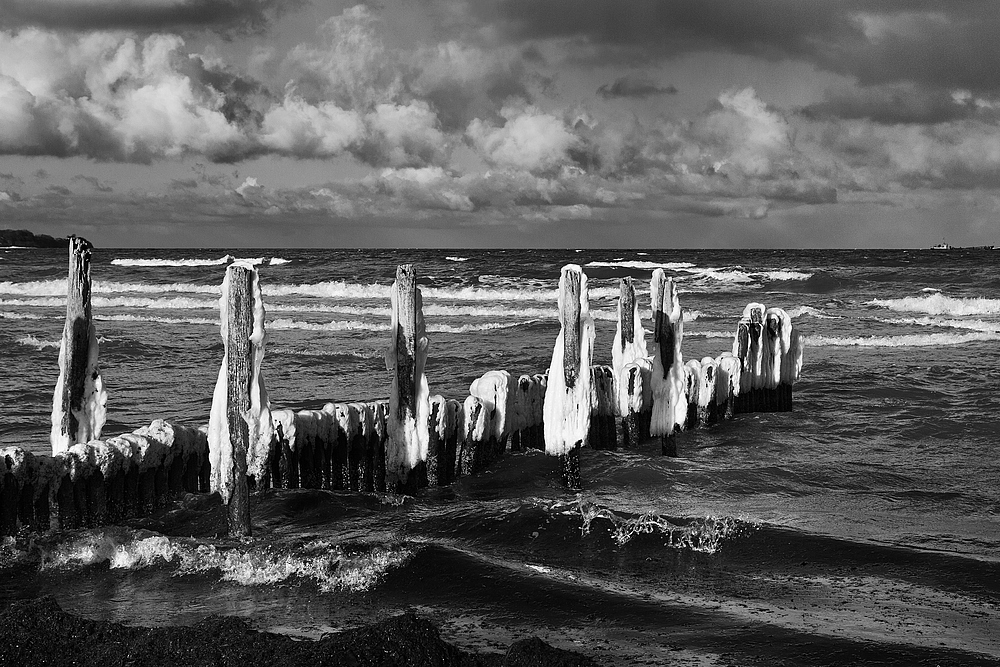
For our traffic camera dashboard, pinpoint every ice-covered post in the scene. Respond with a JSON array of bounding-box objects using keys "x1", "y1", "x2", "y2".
[
  {"x1": 386, "y1": 265, "x2": 429, "y2": 494},
  {"x1": 649, "y1": 270, "x2": 685, "y2": 457},
  {"x1": 51, "y1": 236, "x2": 106, "y2": 455},
  {"x1": 208, "y1": 262, "x2": 272, "y2": 538},
  {"x1": 543, "y1": 265, "x2": 594, "y2": 489},
  {"x1": 780, "y1": 328, "x2": 804, "y2": 410},
  {"x1": 613, "y1": 277, "x2": 648, "y2": 448}
]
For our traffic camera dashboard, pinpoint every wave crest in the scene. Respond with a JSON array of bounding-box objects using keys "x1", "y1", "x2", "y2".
[{"x1": 868, "y1": 293, "x2": 1000, "y2": 316}]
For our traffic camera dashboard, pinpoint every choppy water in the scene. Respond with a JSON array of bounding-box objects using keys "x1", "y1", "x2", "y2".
[{"x1": 1, "y1": 247, "x2": 999, "y2": 665}]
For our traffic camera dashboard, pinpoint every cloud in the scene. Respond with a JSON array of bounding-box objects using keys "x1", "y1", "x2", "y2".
[
  {"x1": 597, "y1": 76, "x2": 677, "y2": 99},
  {"x1": 259, "y1": 94, "x2": 365, "y2": 157},
  {"x1": 467, "y1": 104, "x2": 579, "y2": 172},
  {"x1": 0, "y1": 0, "x2": 303, "y2": 35},
  {"x1": 802, "y1": 83, "x2": 988, "y2": 124},
  {"x1": 0, "y1": 30, "x2": 246, "y2": 161},
  {"x1": 467, "y1": 1, "x2": 1000, "y2": 96}
]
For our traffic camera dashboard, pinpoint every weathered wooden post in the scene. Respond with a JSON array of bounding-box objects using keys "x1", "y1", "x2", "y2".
[
  {"x1": 386, "y1": 265, "x2": 430, "y2": 494},
  {"x1": 612, "y1": 277, "x2": 647, "y2": 448},
  {"x1": 696, "y1": 357, "x2": 718, "y2": 424},
  {"x1": 715, "y1": 353, "x2": 742, "y2": 420},
  {"x1": 51, "y1": 236, "x2": 106, "y2": 455},
  {"x1": 762, "y1": 307, "x2": 792, "y2": 412},
  {"x1": 427, "y1": 395, "x2": 447, "y2": 486},
  {"x1": 207, "y1": 262, "x2": 272, "y2": 538},
  {"x1": 543, "y1": 265, "x2": 594, "y2": 489},
  {"x1": 649, "y1": 269, "x2": 685, "y2": 457}
]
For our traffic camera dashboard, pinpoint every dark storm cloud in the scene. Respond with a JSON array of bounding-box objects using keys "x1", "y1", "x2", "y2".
[
  {"x1": 801, "y1": 85, "x2": 981, "y2": 125},
  {"x1": 597, "y1": 76, "x2": 677, "y2": 100},
  {"x1": 0, "y1": 0, "x2": 306, "y2": 34},
  {"x1": 471, "y1": 0, "x2": 1000, "y2": 93}
]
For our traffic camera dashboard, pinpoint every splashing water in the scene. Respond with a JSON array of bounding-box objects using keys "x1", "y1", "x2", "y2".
[{"x1": 576, "y1": 499, "x2": 756, "y2": 553}]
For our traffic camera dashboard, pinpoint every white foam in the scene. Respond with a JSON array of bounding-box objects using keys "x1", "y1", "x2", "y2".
[
  {"x1": 267, "y1": 318, "x2": 388, "y2": 332},
  {"x1": 867, "y1": 293, "x2": 1000, "y2": 316},
  {"x1": 0, "y1": 311, "x2": 47, "y2": 320},
  {"x1": 111, "y1": 255, "x2": 235, "y2": 267},
  {"x1": 806, "y1": 332, "x2": 1000, "y2": 347},
  {"x1": 16, "y1": 335, "x2": 61, "y2": 350},
  {"x1": 445, "y1": 256, "x2": 470, "y2": 262},
  {"x1": 585, "y1": 260, "x2": 696, "y2": 270},
  {"x1": 874, "y1": 315, "x2": 1000, "y2": 333},
  {"x1": 40, "y1": 531, "x2": 412, "y2": 593},
  {"x1": 786, "y1": 305, "x2": 840, "y2": 319},
  {"x1": 96, "y1": 314, "x2": 220, "y2": 326}
]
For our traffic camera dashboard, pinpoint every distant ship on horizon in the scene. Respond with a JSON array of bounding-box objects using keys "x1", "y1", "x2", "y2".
[{"x1": 929, "y1": 240, "x2": 994, "y2": 250}]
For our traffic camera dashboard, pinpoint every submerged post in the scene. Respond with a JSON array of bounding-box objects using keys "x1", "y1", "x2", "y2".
[
  {"x1": 386, "y1": 265, "x2": 429, "y2": 493},
  {"x1": 543, "y1": 265, "x2": 593, "y2": 489},
  {"x1": 51, "y1": 236, "x2": 106, "y2": 455},
  {"x1": 208, "y1": 262, "x2": 272, "y2": 538}
]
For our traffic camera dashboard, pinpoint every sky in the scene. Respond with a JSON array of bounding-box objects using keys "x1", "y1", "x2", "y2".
[{"x1": 1, "y1": 0, "x2": 1000, "y2": 248}]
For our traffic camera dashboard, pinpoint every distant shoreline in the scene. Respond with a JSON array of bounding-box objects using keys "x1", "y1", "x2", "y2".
[{"x1": 0, "y1": 229, "x2": 69, "y2": 249}]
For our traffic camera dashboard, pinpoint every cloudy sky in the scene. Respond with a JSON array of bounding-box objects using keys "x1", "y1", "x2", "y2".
[{"x1": 1, "y1": 0, "x2": 999, "y2": 248}]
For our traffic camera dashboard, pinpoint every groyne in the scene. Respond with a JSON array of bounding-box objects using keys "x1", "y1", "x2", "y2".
[{"x1": 0, "y1": 239, "x2": 803, "y2": 536}]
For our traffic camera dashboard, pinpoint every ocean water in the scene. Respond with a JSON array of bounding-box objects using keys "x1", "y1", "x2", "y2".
[{"x1": 1, "y1": 247, "x2": 998, "y2": 665}]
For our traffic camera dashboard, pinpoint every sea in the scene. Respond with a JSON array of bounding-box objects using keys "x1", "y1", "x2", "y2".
[{"x1": 1, "y1": 247, "x2": 998, "y2": 666}]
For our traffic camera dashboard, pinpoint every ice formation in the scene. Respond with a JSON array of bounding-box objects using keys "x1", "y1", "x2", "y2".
[
  {"x1": 542, "y1": 265, "x2": 595, "y2": 456},
  {"x1": 763, "y1": 307, "x2": 792, "y2": 389},
  {"x1": 782, "y1": 328, "x2": 804, "y2": 385},
  {"x1": 649, "y1": 270, "x2": 686, "y2": 437},
  {"x1": 698, "y1": 356, "x2": 718, "y2": 411},
  {"x1": 385, "y1": 270, "x2": 430, "y2": 490},
  {"x1": 207, "y1": 262, "x2": 274, "y2": 503},
  {"x1": 715, "y1": 353, "x2": 742, "y2": 406},
  {"x1": 735, "y1": 302, "x2": 766, "y2": 394},
  {"x1": 612, "y1": 278, "x2": 648, "y2": 417},
  {"x1": 50, "y1": 309, "x2": 107, "y2": 455},
  {"x1": 470, "y1": 370, "x2": 514, "y2": 443}
]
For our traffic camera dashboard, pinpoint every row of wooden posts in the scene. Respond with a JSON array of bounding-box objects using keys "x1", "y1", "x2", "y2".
[{"x1": 0, "y1": 239, "x2": 802, "y2": 537}]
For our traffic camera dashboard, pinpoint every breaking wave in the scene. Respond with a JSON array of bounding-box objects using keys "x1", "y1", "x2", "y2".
[
  {"x1": 111, "y1": 256, "x2": 290, "y2": 267},
  {"x1": 577, "y1": 501, "x2": 755, "y2": 554},
  {"x1": 15, "y1": 335, "x2": 61, "y2": 350},
  {"x1": 867, "y1": 293, "x2": 1000, "y2": 316},
  {"x1": 806, "y1": 331, "x2": 1000, "y2": 347},
  {"x1": 38, "y1": 529, "x2": 412, "y2": 593}
]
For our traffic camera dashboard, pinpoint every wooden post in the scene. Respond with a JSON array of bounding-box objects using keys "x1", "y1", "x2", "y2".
[
  {"x1": 427, "y1": 395, "x2": 445, "y2": 487},
  {"x1": 561, "y1": 269, "x2": 582, "y2": 489},
  {"x1": 387, "y1": 265, "x2": 429, "y2": 494},
  {"x1": 621, "y1": 363, "x2": 642, "y2": 449},
  {"x1": 52, "y1": 236, "x2": 105, "y2": 454},
  {"x1": 225, "y1": 265, "x2": 253, "y2": 537},
  {"x1": 1, "y1": 473, "x2": 18, "y2": 536},
  {"x1": 619, "y1": 278, "x2": 635, "y2": 349},
  {"x1": 542, "y1": 266, "x2": 592, "y2": 490}
]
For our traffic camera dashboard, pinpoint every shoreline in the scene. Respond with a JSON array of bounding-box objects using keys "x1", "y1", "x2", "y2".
[{"x1": 0, "y1": 596, "x2": 598, "y2": 667}]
